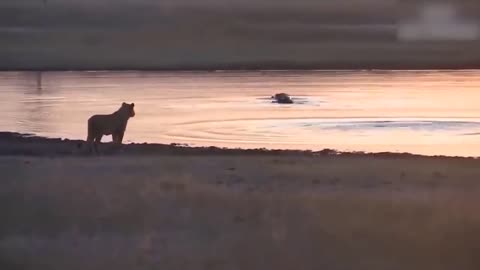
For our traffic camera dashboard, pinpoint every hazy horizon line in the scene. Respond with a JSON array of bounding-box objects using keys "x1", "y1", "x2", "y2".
[{"x1": 3, "y1": 65, "x2": 480, "y2": 73}]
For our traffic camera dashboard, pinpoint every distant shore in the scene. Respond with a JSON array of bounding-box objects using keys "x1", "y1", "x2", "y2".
[{"x1": 2, "y1": 64, "x2": 480, "y2": 72}]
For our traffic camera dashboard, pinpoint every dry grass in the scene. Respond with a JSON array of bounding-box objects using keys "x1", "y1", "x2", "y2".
[{"x1": 1, "y1": 155, "x2": 480, "y2": 270}]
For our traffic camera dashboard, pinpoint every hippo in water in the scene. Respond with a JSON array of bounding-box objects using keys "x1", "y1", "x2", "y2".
[{"x1": 271, "y1": 93, "x2": 294, "y2": 104}]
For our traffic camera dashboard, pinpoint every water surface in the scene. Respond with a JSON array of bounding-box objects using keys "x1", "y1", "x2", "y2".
[{"x1": 1, "y1": 70, "x2": 480, "y2": 156}]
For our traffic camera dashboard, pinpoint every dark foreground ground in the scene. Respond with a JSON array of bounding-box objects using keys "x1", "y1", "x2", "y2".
[{"x1": 1, "y1": 132, "x2": 480, "y2": 270}]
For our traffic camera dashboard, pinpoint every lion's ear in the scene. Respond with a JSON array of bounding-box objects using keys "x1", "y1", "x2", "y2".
[
  {"x1": 131, "y1": 103, "x2": 135, "y2": 107},
  {"x1": 122, "y1": 102, "x2": 127, "y2": 106}
]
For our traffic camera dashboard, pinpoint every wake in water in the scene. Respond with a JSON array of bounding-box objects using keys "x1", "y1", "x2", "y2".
[{"x1": 256, "y1": 96, "x2": 323, "y2": 105}]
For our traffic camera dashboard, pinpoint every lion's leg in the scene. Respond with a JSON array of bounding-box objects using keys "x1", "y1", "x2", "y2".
[
  {"x1": 112, "y1": 133, "x2": 119, "y2": 144},
  {"x1": 112, "y1": 132, "x2": 124, "y2": 144},
  {"x1": 86, "y1": 135, "x2": 94, "y2": 154},
  {"x1": 111, "y1": 132, "x2": 124, "y2": 153},
  {"x1": 94, "y1": 135, "x2": 103, "y2": 154},
  {"x1": 118, "y1": 131, "x2": 125, "y2": 144}
]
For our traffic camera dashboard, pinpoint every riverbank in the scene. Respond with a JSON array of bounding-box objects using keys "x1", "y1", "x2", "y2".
[
  {"x1": 1, "y1": 131, "x2": 480, "y2": 269},
  {"x1": 0, "y1": 131, "x2": 474, "y2": 159}
]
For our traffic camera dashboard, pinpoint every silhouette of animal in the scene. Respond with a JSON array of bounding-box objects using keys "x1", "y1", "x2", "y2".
[
  {"x1": 271, "y1": 93, "x2": 294, "y2": 104},
  {"x1": 86, "y1": 102, "x2": 135, "y2": 153}
]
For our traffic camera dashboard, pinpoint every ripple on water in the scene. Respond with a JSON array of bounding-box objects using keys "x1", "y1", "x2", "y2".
[
  {"x1": 279, "y1": 119, "x2": 480, "y2": 132},
  {"x1": 163, "y1": 118, "x2": 480, "y2": 148}
]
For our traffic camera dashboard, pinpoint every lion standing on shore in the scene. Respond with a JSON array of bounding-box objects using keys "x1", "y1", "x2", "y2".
[{"x1": 86, "y1": 102, "x2": 135, "y2": 153}]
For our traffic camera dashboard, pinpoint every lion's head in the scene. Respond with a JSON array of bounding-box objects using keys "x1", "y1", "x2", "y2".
[{"x1": 120, "y1": 102, "x2": 135, "y2": 118}]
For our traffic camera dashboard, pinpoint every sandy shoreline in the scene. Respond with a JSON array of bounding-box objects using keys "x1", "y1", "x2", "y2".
[
  {"x1": 2, "y1": 131, "x2": 480, "y2": 269},
  {"x1": 0, "y1": 131, "x2": 476, "y2": 160}
]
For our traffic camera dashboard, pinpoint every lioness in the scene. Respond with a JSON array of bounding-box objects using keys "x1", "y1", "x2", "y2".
[{"x1": 86, "y1": 102, "x2": 135, "y2": 153}]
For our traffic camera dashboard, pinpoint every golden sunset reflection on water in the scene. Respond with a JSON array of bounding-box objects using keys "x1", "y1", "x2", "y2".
[{"x1": 1, "y1": 70, "x2": 480, "y2": 156}]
